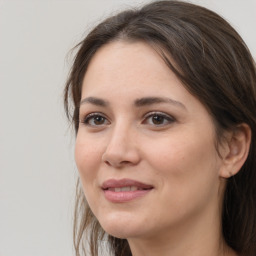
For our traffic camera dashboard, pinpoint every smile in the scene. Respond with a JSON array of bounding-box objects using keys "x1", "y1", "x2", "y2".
[
  {"x1": 101, "y1": 179, "x2": 153, "y2": 203},
  {"x1": 108, "y1": 186, "x2": 148, "y2": 192}
]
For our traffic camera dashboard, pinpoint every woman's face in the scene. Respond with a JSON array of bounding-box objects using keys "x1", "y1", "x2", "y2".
[{"x1": 75, "y1": 41, "x2": 225, "y2": 241}]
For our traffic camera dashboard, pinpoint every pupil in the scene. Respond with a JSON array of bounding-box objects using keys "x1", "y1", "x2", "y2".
[
  {"x1": 153, "y1": 115, "x2": 163, "y2": 124},
  {"x1": 94, "y1": 116, "x2": 104, "y2": 124}
]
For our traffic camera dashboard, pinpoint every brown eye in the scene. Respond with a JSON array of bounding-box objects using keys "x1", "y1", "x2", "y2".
[
  {"x1": 152, "y1": 114, "x2": 165, "y2": 125},
  {"x1": 82, "y1": 113, "x2": 110, "y2": 126},
  {"x1": 143, "y1": 112, "x2": 175, "y2": 126},
  {"x1": 92, "y1": 115, "x2": 105, "y2": 125}
]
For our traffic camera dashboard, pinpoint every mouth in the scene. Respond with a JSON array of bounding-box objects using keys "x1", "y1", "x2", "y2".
[
  {"x1": 107, "y1": 186, "x2": 150, "y2": 192},
  {"x1": 101, "y1": 179, "x2": 154, "y2": 203}
]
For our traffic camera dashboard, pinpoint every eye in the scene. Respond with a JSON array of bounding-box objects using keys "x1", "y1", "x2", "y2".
[
  {"x1": 80, "y1": 113, "x2": 110, "y2": 127},
  {"x1": 143, "y1": 112, "x2": 175, "y2": 126}
]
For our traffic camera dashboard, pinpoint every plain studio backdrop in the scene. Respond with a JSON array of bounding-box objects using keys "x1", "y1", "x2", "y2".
[{"x1": 0, "y1": 0, "x2": 255, "y2": 256}]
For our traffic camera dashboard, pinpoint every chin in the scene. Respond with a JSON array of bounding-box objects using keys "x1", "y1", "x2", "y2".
[{"x1": 97, "y1": 212, "x2": 146, "y2": 239}]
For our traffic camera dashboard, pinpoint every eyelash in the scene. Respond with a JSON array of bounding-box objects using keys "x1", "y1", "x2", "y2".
[
  {"x1": 80, "y1": 112, "x2": 109, "y2": 126},
  {"x1": 143, "y1": 112, "x2": 175, "y2": 126},
  {"x1": 80, "y1": 111, "x2": 175, "y2": 128}
]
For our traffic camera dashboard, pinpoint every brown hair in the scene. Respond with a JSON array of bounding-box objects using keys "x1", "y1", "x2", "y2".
[{"x1": 64, "y1": 1, "x2": 256, "y2": 255}]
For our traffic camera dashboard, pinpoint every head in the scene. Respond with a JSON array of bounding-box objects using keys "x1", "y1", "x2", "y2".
[{"x1": 64, "y1": 1, "x2": 256, "y2": 256}]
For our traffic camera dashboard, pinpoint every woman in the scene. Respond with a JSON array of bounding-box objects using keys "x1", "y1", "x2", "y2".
[{"x1": 64, "y1": 1, "x2": 256, "y2": 255}]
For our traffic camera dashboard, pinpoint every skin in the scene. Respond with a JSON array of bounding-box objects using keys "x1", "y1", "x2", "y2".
[{"x1": 75, "y1": 41, "x2": 244, "y2": 256}]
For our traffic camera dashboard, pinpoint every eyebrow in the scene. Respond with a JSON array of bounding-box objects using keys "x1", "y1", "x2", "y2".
[
  {"x1": 80, "y1": 96, "x2": 186, "y2": 109},
  {"x1": 80, "y1": 97, "x2": 109, "y2": 107},
  {"x1": 134, "y1": 96, "x2": 186, "y2": 109}
]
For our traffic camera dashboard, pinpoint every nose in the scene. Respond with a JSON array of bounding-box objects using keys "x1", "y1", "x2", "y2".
[{"x1": 102, "y1": 124, "x2": 141, "y2": 168}]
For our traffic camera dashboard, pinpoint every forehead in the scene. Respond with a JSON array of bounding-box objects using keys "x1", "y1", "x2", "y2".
[
  {"x1": 82, "y1": 41, "x2": 183, "y2": 96},
  {"x1": 84, "y1": 41, "x2": 166, "y2": 81},
  {"x1": 81, "y1": 41, "x2": 211, "y2": 119}
]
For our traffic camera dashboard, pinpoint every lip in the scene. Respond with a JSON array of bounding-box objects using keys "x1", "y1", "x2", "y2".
[
  {"x1": 101, "y1": 178, "x2": 154, "y2": 203},
  {"x1": 102, "y1": 178, "x2": 153, "y2": 189}
]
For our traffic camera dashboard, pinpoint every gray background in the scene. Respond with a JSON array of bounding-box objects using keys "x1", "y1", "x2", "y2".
[{"x1": 0, "y1": 0, "x2": 255, "y2": 256}]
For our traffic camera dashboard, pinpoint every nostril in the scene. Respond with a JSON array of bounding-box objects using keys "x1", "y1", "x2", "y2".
[
  {"x1": 104, "y1": 160, "x2": 112, "y2": 166},
  {"x1": 103, "y1": 159, "x2": 134, "y2": 168},
  {"x1": 121, "y1": 160, "x2": 130, "y2": 165},
  {"x1": 101, "y1": 145, "x2": 141, "y2": 167}
]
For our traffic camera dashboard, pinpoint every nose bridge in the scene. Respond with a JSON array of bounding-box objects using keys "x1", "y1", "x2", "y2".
[
  {"x1": 107, "y1": 119, "x2": 134, "y2": 153},
  {"x1": 102, "y1": 119, "x2": 140, "y2": 167}
]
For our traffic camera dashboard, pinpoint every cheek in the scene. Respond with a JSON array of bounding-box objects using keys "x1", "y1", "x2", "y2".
[
  {"x1": 145, "y1": 132, "x2": 220, "y2": 193},
  {"x1": 154, "y1": 128, "x2": 217, "y2": 169},
  {"x1": 75, "y1": 136, "x2": 104, "y2": 187},
  {"x1": 144, "y1": 136, "x2": 221, "y2": 221},
  {"x1": 74, "y1": 136, "x2": 106, "y2": 215}
]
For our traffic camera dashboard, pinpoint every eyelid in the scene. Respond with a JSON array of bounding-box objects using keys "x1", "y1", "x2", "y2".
[
  {"x1": 79, "y1": 111, "x2": 175, "y2": 127},
  {"x1": 79, "y1": 112, "x2": 110, "y2": 126},
  {"x1": 144, "y1": 111, "x2": 174, "y2": 119},
  {"x1": 142, "y1": 111, "x2": 175, "y2": 125}
]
